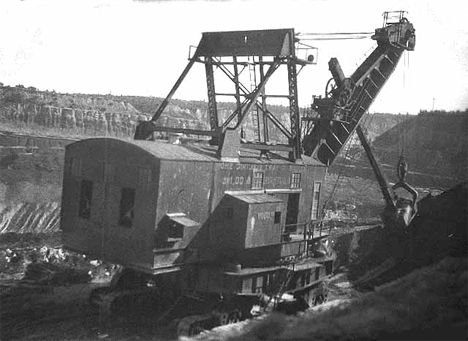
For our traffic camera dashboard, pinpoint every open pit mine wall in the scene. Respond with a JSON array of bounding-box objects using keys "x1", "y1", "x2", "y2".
[
  {"x1": 0, "y1": 132, "x2": 71, "y2": 234},
  {"x1": 0, "y1": 85, "x2": 212, "y2": 138},
  {"x1": 0, "y1": 102, "x2": 209, "y2": 138},
  {"x1": 0, "y1": 202, "x2": 60, "y2": 234},
  {"x1": 373, "y1": 111, "x2": 468, "y2": 181}
]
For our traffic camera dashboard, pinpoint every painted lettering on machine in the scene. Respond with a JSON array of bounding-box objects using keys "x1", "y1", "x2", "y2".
[
  {"x1": 257, "y1": 211, "x2": 274, "y2": 221},
  {"x1": 219, "y1": 162, "x2": 299, "y2": 190}
]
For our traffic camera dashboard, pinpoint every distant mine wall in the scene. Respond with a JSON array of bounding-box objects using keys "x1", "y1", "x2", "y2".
[
  {"x1": 0, "y1": 102, "x2": 269, "y2": 141},
  {"x1": 0, "y1": 85, "x2": 211, "y2": 137},
  {"x1": 373, "y1": 112, "x2": 468, "y2": 180},
  {"x1": 364, "y1": 113, "x2": 403, "y2": 141},
  {"x1": 0, "y1": 103, "x2": 147, "y2": 138},
  {"x1": 0, "y1": 103, "x2": 215, "y2": 138}
]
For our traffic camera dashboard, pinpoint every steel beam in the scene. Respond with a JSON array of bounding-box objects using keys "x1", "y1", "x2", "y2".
[
  {"x1": 151, "y1": 126, "x2": 219, "y2": 136},
  {"x1": 151, "y1": 59, "x2": 196, "y2": 122},
  {"x1": 234, "y1": 61, "x2": 281, "y2": 129},
  {"x1": 259, "y1": 56, "x2": 269, "y2": 143},
  {"x1": 214, "y1": 60, "x2": 291, "y2": 139},
  {"x1": 233, "y1": 56, "x2": 242, "y2": 122},
  {"x1": 287, "y1": 59, "x2": 301, "y2": 160},
  {"x1": 263, "y1": 109, "x2": 292, "y2": 139},
  {"x1": 205, "y1": 57, "x2": 219, "y2": 131}
]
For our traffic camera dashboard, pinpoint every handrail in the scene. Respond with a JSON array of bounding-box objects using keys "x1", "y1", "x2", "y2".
[{"x1": 281, "y1": 220, "x2": 330, "y2": 243}]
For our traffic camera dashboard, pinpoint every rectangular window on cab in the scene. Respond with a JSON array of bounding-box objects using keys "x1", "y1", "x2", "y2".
[
  {"x1": 78, "y1": 179, "x2": 93, "y2": 219},
  {"x1": 311, "y1": 182, "x2": 321, "y2": 220},
  {"x1": 119, "y1": 187, "x2": 135, "y2": 228}
]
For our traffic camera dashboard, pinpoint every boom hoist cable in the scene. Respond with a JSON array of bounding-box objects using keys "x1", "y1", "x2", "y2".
[
  {"x1": 297, "y1": 31, "x2": 374, "y2": 41},
  {"x1": 298, "y1": 31, "x2": 374, "y2": 35}
]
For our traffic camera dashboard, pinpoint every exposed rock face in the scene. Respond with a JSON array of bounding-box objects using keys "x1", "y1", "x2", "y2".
[
  {"x1": 1, "y1": 102, "x2": 147, "y2": 138},
  {"x1": 0, "y1": 202, "x2": 60, "y2": 233},
  {"x1": 0, "y1": 86, "x2": 213, "y2": 138},
  {"x1": 0, "y1": 131, "x2": 68, "y2": 234}
]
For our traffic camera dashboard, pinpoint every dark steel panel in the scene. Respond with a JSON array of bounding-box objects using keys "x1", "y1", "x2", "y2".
[
  {"x1": 61, "y1": 139, "x2": 159, "y2": 274},
  {"x1": 156, "y1": 160, "x2": 213, "y2": 225},
  {"x1": 196, "y1": 29, "x2": 295, "y2": 57},
  {"x1": 154, "y1": 160, "x2": 213, "y2": 268}
]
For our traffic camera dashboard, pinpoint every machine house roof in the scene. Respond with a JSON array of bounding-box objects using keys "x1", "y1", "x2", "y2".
[
  {"x1": 67, "y1": 138, "x2": 325, "y2": 166},
  {"x1": 195, "y1": 28, "x2": 296, "y2": 57}
]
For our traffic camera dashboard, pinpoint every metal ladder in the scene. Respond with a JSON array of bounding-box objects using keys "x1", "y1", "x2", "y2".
[
  {"x1": 264, "y1": 265, "x2": 295, "y2": 312},
  {"x1": 248, "y1": 57, "x2": 260, "y2": 141}
]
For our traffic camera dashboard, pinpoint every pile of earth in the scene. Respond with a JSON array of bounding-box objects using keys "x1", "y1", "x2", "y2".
[{"x1": 0, "y1": 232, "x2": 118, "y2": 284}]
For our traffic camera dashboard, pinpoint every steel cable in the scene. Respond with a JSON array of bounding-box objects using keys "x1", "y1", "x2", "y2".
[
  {"x1": 343, "y1": 113, "x2": 380, "y2": 193},
  {"x1": 297, "y1": 31, "x2": 374, "y2": 36},
  {"x1": 298, "y1": 36, "x2": 371, "y2": 41}
]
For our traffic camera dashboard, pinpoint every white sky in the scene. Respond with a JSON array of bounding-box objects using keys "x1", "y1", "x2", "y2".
[{"x1": 1, "y1": 0, "x2": 467, "y2": 114}]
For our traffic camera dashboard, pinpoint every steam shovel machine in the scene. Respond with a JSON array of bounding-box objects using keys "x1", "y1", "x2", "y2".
[{"x1": 60, "y1": 11, "x2": 415, "y2": 336}]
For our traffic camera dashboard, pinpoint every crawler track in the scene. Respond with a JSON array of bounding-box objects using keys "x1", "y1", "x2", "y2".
[
  {"x1": 0, "y1": 281, "x2": 99, "y2": 340},
  {"x1": 1, "y1": 299, "x2": 98, "y2": 339},
  {"x1": 0, "y1": 282, "x2": 176, "y2": 340}
]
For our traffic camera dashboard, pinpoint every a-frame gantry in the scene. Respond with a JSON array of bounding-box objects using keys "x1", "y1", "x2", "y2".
[{"x1": 134, "y1": 28, "x2": 316, "y2": 161}]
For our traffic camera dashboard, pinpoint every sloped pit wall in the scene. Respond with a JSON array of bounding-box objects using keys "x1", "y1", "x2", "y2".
[
  {"x1": 0, "y1": 202, "x2": 60, "y2": 234},
  {"x1": 0, "y1": 132, "x2": 72, "y2": 234}
]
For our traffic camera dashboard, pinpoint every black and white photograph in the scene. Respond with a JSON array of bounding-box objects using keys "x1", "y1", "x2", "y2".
[{"x1": 0, "y1": 0, "x2": 467, "y2": 340}]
